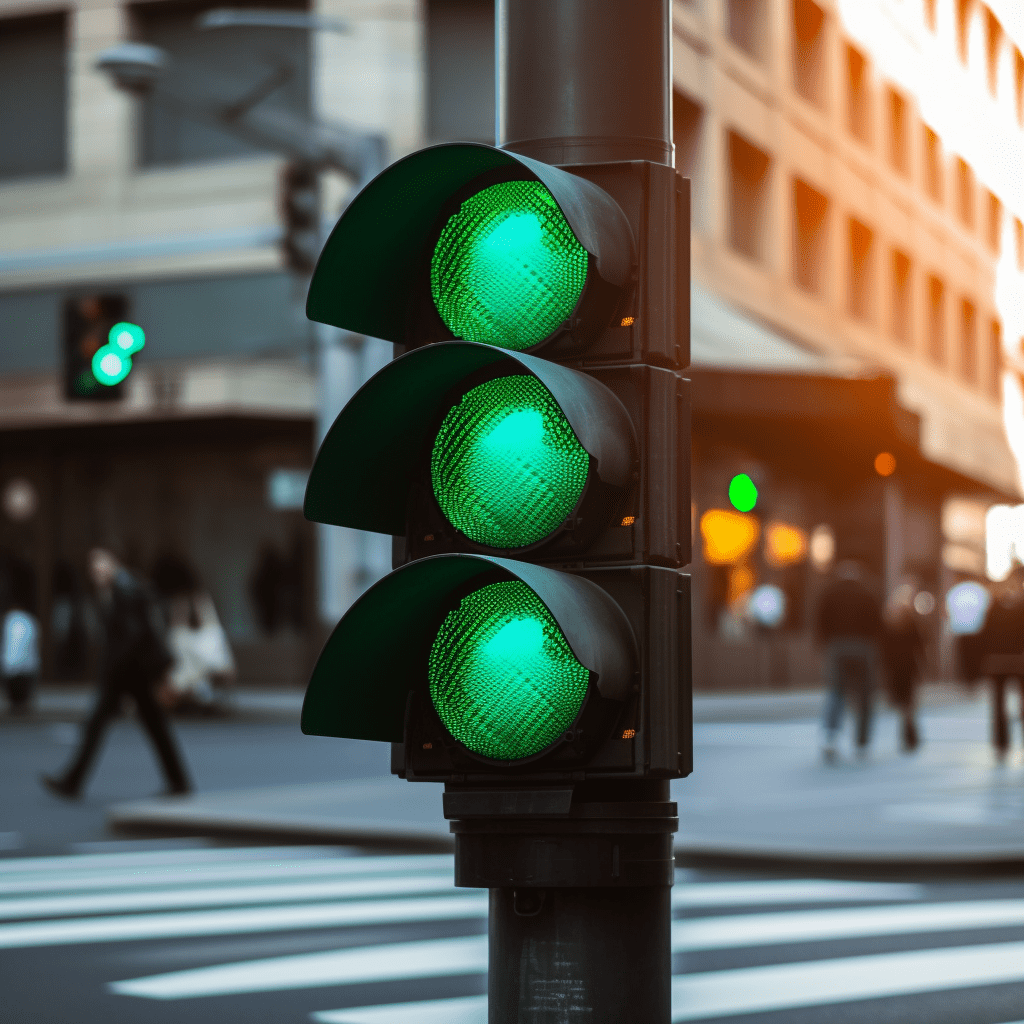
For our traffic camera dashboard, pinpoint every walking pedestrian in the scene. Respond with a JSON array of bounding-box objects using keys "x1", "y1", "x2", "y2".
[
  {"x1": 1, "y1": 555, "x2": 40, "y2": 714},
  {"x1": 41, "y1": 547, "x2": 191, "y2": 798},
  {"x1": 815, "y1": 560, "x2": 882, "y2": 761},
  {"x1": 974, "y1": 568, "x2": 1024, "y2": 760},
  {"x1": 882, "y1": 581, "x2": 925, "y2": 753}
]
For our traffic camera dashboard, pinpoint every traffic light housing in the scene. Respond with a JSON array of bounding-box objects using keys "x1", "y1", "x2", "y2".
[
  {"x1": 63, "y1": 296, "x2": 144, "y2": 400},
  {"x1": 280, "y1": 161, "x2": 320, "y2": 274},
  {"x1": 301, "y1": 143, "x2": 690, "y2": 784}
]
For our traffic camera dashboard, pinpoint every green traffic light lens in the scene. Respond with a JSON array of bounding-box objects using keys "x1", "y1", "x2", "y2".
[
  {"x1": 109, "y1": 321, "x2": 145, "y2": 356},
  {"x1": 431, "y1": 375, "x2": 589, "y2": 549},
  {"x1": 429, "y1": 580, "x2": 590, "y2": 760},
  {"x1": 729, "y1": 473, "x2": 758, "y2": 512},
  {"x1": 91, "y1": 345, "x2": 132, "y2": 386},
  {"x1": 430, "y1": 180, "x2": 589, "y2": 350}
]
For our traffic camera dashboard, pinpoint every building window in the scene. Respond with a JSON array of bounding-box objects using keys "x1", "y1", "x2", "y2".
[
  {"x1": 674, "y1": 91, "x2": 705, "y2": 228},
  {"x1": 956, "y1": 0, "x2": 970, "y2": 64},
  {"x1": 848, "y1": 217, "x2": 874, "y2": 323},
  {"x1": 1016, "y1": 49, "x2": 1024, "y2": 126},
  {"x1": 960, "y1": 297, "x2": 977, "y2": 385},
  {"x1": 0, "y1": 12, "x2": 67, "y2": 180},
  {"x1": 923, "y1": 126, "x2": 943, "y2": 204},
  {"x1": 727, "y1": 0, "x2": 769, "y2": 63},
  {"x1": 846, "y1": 44, "x2": 871, "y2": 144},
  {"x1": 727, "y1": 131, "x2": 772, "y2": 264},
  {"x1": 989, "y1": 319, "x2": 1003, "y2": 400},
  {"x1": 924, "y1": 0, "x2": 936, "y2": 32},
  {"x1": 135, "y1": 0, "x2": 311, "y2": 168},
  {"x1": 927, "y1": 275, "x2": 945, "y2": 365},
  {"x1": 1015, "y1": 216, "x2": 1024, "y2": 271},
  {"x1": 426, "y1": 0, "x2": 495, "y2": 143},
  {"x1": 793, "y1": 178, "x2": 829, "y2": 295},
  {"x1": 985, "y1": 9, "x2": 1001, "y2": 97},
  {"x1": 887, "y1": 87, "x2": 909, "y2": 176},
  {"x1": 986, "y1": 191, "x2": 1002, "y2": 254},
  {"x1": 891, "y1": 249, "x2": 912, "y2": 346},
  {"x1": 792, "y1": 0, "x2": 827, "y2": 108},
  {"x1": 956, "y1": 158, "x2": 975, "y2": 229}
]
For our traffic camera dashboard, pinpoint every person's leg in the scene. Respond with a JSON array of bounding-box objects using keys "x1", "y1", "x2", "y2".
[
  {"x1": 822, "y1": 643, "x2": 845, "y2": 758},
  {"x1": 992, "y1": 676, "x2": 1010, "y2": 757},
  {"x1": 850, "y1": 650, "x2": 870, "y2": 751},
  {"x1": 132, "y1": 684, "x2": 192, "y2": 794},
  {"x1": 51, "y1": 678, "x2": 122, "y2": 794},
  {"x1": 5, "y1": 673, "x2": 32, "y2": 713}
]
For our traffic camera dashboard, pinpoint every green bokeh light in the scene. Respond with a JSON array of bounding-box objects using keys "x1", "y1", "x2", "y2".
[
  {"x1": 431, "y1": 375, "x2": 589, "y2": 549},
  {"x1": 429, "y1": 580, "x2": 590, "y2": 760},
  {"x1": 729, "y1": 473, "x2": 758, "y2": 512},
  {"x1": 430, "y1": 180, "x2": 589, "y2": 350},
  {"x1": 108, "y1": 321, "x2": 145, "y2": 356},
  {"x1": 91, "y1": 345, "x2": 132, "y2": 386}
]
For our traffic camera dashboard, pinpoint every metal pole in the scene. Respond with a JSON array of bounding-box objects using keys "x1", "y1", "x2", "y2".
[
  {"x1": 496, "y1": 0, "x2": 672, "y2": 166},
  {"x1": 472, "y1": 5, "x2": 676, "y2": 1021}
]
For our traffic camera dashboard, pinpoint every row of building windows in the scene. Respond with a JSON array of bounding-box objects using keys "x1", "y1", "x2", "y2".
[
  {"x1": 718, "y1": 0, "x2": 1024, "y2": 126},
  {"x1": 723, "y1": 122, "x2": 1004, "y2": 401},
  {"x1": 716, "y1": 0, "x2": 1021, "y2": 253}
]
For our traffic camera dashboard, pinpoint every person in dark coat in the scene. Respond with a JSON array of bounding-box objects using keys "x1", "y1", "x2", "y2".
[
  {"x1": 42, "y1": 548, "x2": 191, "y2": 798},
  {"x1": 882, "y1": 582, "x2": 925, "y2": 752},
  {"x1": 815, "y1": 560, "x2": 883, "y2": 760},
  {"x1": 974, "y1": 569, "x2": 1024, "y2": 759}
]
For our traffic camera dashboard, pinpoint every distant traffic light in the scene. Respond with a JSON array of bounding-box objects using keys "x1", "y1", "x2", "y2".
[
  {"x1": 729, "y1": 472, "x2": 758, "y2": 512},
  {"x1": 280, "y1": 161, "x2": 320, "y2": 274},
  {"x1": 63, "y1": 297, "x2": 143, "y2": 400},
  {"x1": 300, "y1": 143, "x2": 691, "y2": 785}
]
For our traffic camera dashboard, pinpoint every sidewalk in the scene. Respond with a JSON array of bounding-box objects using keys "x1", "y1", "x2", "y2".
[{"x1": 108, "y1": 685, "x2": 1024, "y2": 869}]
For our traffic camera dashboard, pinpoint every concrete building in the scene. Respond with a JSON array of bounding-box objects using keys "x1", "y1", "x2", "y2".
[
  {"x1": 676, "y1": 0, "x2": 1024, "y2": 687},
  {"x1": 0, "y1": 0, "x2": 1021, "y2": 688}
]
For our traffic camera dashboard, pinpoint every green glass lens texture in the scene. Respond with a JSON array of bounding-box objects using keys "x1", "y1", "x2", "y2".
[
  {"x1": 429, "y1": 580, "x2": 590, "y2": 760},
  {"x1": 431, "y1": 375, "x2": 589, "y2": 549},
  {"x1": 430, "y1": 180, "x2": 589, "y2": 350}
]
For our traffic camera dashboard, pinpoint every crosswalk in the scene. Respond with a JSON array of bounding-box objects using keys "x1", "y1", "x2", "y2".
[{"x1": 4, "y1": 844, "x2": 1024, "y2": 1022}]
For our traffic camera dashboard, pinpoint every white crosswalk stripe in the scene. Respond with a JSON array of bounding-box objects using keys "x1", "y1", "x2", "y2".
[{"x1": 4, "y1": 844, "x2": 1024, "y2": 1022}]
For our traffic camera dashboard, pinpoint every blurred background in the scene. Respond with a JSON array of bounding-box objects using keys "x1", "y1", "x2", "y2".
[{"x1": 0, "y1": 0, "x2": 1023, "y2": 693}]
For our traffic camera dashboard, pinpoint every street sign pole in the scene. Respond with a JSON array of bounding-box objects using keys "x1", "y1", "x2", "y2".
[{"x1": 455, "y1": 3, "x2": 680, "y2": 1021}]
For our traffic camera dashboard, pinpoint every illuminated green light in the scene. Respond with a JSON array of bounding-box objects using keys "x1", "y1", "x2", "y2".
[
  {"x1": 429, "y1": 580, "x2": 590, "y2": 760},
  {"x1": 430, "y1": 180, "x2": 588, "y2": 350},
  {"x1": 91, "y1": 345, "x2": 132, "y2": 386},
  {"x1": 109, "y1": 321, "x2": 145, "y2": 356},
  {"x1": 729, "y1": 473, "x2": 758, "y2": 512},
  {"x1": 431, "y1": 375, "x2": 589, "y2": 549}
]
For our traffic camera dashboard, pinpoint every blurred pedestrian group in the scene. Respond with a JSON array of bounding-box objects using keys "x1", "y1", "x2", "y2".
[{"x1": 816, "y1": 555, "x2": 1024, "y2": 762}]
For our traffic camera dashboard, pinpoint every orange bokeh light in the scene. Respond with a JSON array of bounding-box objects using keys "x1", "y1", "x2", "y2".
[
  {"x1": 874, "y1": 452, "x2": 897, "y2": 476},
  {"x1": 700, "y1": 508, "x2": 760, "y2": 565},
  {"x1": 765, "y1": 522, "x2": 809, "y2": 567}
]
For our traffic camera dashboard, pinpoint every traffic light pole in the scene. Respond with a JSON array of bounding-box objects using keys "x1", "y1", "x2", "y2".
[{"x1": 441, "y1": 3, "x2": 679, "y2": 1021}]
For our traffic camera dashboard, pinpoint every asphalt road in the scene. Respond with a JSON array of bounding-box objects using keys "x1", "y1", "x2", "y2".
[
  {"x1": 7, "y1": 694, "x2": 1024, "y2": 1022},
  {"x1": 1, "y1": 699, "x2": 385, "y2": 855},
  {"x1": 5, "y1": 842, "x2": 1024, "y2": 1023}
]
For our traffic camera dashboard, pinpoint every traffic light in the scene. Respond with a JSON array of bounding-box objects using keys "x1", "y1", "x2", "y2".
[
  {"x1": 63, "y1": 296, "x2": 144, "y2": 400},
  {"x1": 300, "y1": 143, "x2": 690, "y2": 784},
  {"x1": 280, "y1": 161, "x2": 320, "y2": 274}
]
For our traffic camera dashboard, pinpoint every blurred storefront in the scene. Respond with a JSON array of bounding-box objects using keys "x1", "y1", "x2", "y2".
[{"x1": 690, "y1": 284, "x2": 1017, "y2": 689}]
